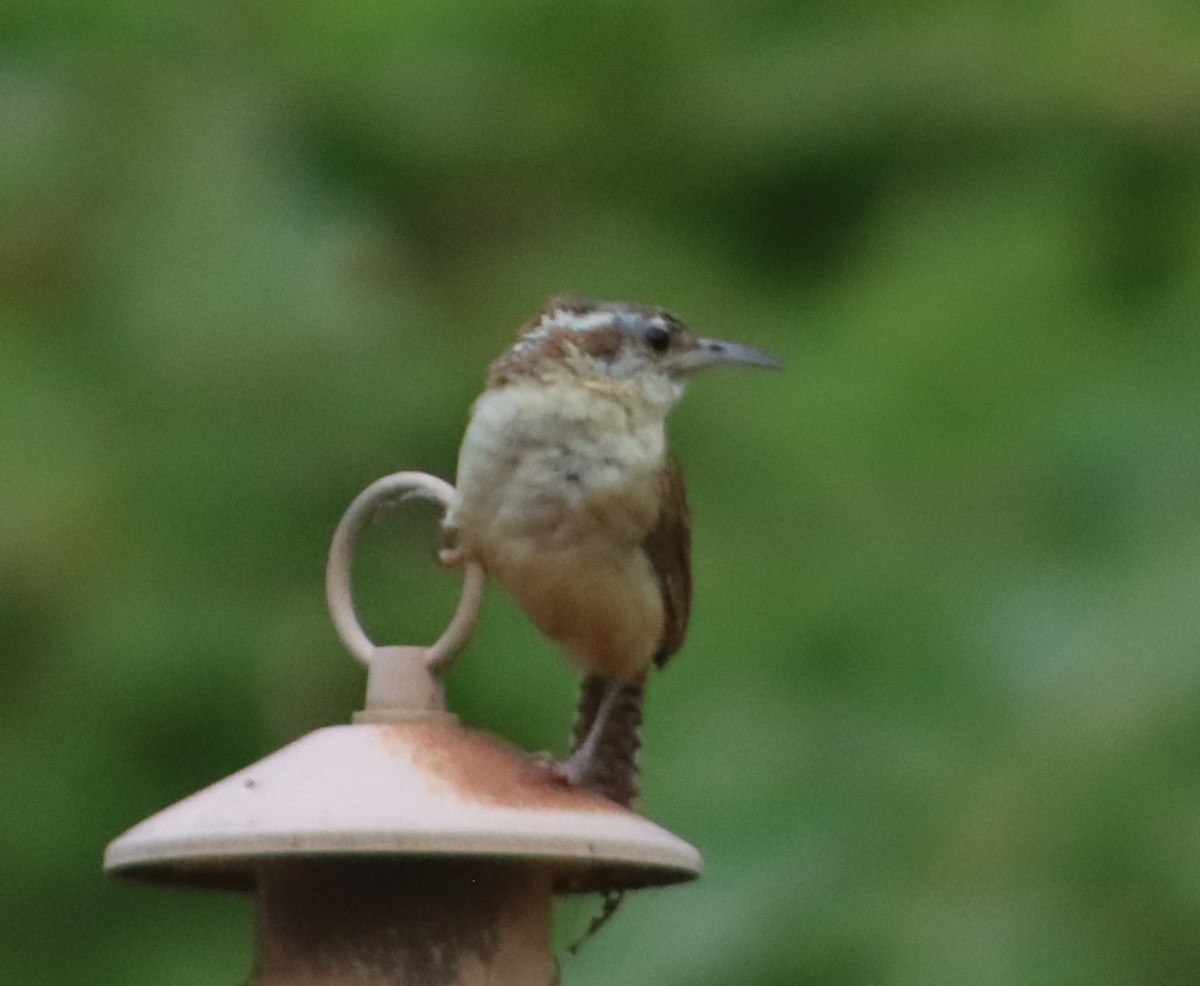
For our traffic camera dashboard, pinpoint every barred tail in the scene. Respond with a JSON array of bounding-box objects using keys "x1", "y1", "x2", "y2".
[{"x1": 569, "y1": 673, "x2": 646, "y2": 808}]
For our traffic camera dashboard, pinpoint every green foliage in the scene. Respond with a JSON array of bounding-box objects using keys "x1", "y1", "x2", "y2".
[{"x1": 3, "y1": 2, "x2": 1200, "y2": 983}]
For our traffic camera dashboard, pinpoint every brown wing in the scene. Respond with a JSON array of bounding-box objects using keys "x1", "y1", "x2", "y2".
[{"x1": 644, "y1": 455, "x2": 692, "y2": 668}]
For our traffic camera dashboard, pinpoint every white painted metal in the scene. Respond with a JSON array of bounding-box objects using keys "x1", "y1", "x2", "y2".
[{"x1": 105, "y1": 720, "x2": 701, "y2": 892}]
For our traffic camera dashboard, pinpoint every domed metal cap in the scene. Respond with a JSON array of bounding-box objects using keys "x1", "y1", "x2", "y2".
[{"x1": 104, "y1": 719, "x2": 701, "y2": 893}]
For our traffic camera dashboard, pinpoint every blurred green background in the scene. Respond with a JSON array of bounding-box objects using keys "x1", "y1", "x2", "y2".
[{"x1": 4, "y1": 1, "x2": 1200, "y2": 983}]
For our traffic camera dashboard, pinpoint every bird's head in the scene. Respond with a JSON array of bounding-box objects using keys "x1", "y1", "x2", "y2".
[{"x1": 493, "y1": 296, "x2": 781, "y2": 407}]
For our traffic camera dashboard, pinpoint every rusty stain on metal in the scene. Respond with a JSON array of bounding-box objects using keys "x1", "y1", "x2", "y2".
[{"x1": 383, "y1": 721, "x2": 623, "y2": 813}]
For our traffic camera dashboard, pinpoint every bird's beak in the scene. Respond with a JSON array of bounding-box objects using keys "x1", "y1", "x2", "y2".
[{"x1": 668, "y1": 337, "x2": 783, "y2": 376}]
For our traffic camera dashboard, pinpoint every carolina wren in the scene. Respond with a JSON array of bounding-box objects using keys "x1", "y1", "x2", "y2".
[{"x1": 445, "y1": 296, "x2": 779, "y2": 804}]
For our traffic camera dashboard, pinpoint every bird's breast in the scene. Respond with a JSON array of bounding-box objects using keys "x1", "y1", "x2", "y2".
[
  {"x1": 452, "y1": 382, "x2": 667, "y2": 552},
  {"x1": 448, "y1": 381, "x2": 669, "y2": 677}
]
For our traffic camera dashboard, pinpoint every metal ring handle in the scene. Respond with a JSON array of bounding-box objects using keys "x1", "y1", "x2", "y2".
[{"x1": 325, "y1": 471, "x2": 484, "y2": 674}]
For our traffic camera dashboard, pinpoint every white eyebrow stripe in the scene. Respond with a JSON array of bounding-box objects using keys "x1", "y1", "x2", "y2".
[{"x1": 547, "y1": 308, "x2": 616, "y2": 333}]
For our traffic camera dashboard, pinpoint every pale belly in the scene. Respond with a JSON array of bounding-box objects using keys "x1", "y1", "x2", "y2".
[{"x1": 449, "y1": 383, "x2": 667, "y2": 679}]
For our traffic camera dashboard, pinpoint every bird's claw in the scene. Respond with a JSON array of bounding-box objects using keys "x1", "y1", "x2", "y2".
[
  {"x1": 553, "y1": 752, "x2": 589, "y2": 788},
  {"x1": 524, "y1": 751, "x2": 584, "y2": 788}
]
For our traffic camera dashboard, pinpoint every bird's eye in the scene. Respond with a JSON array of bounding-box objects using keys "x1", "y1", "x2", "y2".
[{"x1": 645, "y1": 325, "x2": 671, "y2": 353}]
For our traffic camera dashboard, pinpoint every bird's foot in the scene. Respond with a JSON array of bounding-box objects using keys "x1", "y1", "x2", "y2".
[
  {"x1": 524, "y1": 750, "x2": 592, "y2": 790},
  {"x1": 437, "y1": 546, "x2": 465, "y2": 568},
  {"x1": 552, "y1": 749, "x2": 592, "y2": 788}
]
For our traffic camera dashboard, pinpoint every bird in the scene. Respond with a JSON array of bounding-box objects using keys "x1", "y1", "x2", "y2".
[{"x1": 444, "y1": 296, "x2": 780, "y2": 805}]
